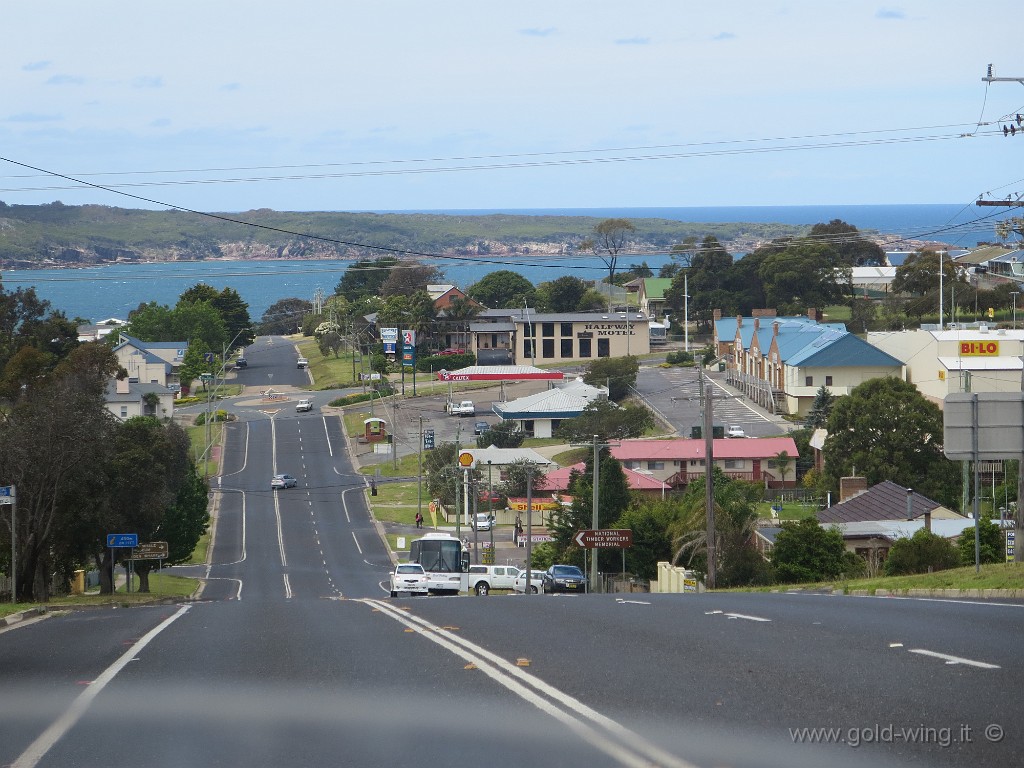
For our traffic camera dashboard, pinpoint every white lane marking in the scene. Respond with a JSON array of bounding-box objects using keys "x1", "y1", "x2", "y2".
[
  {"x1": 274, "y1": 489, "x2": 287, "y2": 567},
  {"x1": 222, "y1": 421, "x2": 251, "y2": 477},
  {"x1": 615, "y1": 599, "x2": 651, "y2": 605},
  {"x1": 351, "y1": 531, "x2": 363, "y2": 555},
  {"x1": 889, "y1": 642, "x2": 904, "y2": 648},
  {"x1": 12, "y1": 605, "x2": 192, "y2": 768},
  {"x1": 283, "y1": 574, "x2": 293, "y2": 599},
  {"x1": 212, "y1": 490, "x2": 248, "y2": 567},
  {"x1": 204, "y1": 577, "x2": 244, "y2": 601},
  {"x1": 724, "y1": 612, "x2": 771, "y2": 622},
  {"x1": 908, "y1": 649, "x2": 999, "y2": 669},
  {"x1": 323, "y1": 415, "x2": 333, "y2": 457},
  {"x1": 364, "y1": 600, "x2": 696, "y2": 768},
  {"x1": 341, "y1": 486, "x2": 364, "y2": 524},
  {"x1": 704, "y1": 610, "x2": 723, "y2": 615},
  {"x1": 790, "y1": 592, "x2": 1024, "y2": 609}
]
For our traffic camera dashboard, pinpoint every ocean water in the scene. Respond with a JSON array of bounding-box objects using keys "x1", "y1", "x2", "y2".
[{"x1": 1, "y1": 204, "x2": 1013, "y2": 323}]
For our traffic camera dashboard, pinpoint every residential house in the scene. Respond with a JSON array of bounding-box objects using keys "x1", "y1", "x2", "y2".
[
  {"x1": 77, "y1": 317, "x2": 127, "y2": 343},
  {"x1": 543, "y1": 462, "x2": 671, "y2": 498},
  {"x1": 104, "y1": 377, "x2": 175, "y2": 421},
  {"x1": 721, "y1": 311, "x2": 903, "y2": 416},
  {"x1": 611, "y1": 436, "x2": 800, "y2": 489},
  {"x1": 637, "y1": 278, "x2": 673, "y2": 320},
  {"x1": 113, "y1": 334, "x2": 187, "y2": 389},
  {"x1": 492, "y1": 378, "x2": 607, "y2": 438}
]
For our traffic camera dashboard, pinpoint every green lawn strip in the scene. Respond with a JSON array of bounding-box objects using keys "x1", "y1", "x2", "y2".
[
  {"x1": 359, "y1": 453, "x2": 421, "y2": 478},
  {"x1": 837, "y1": 562, "x2": 1024, "y2": 594},
  {"x1": 550, "y1": 447, "x2": 590, "y2": 466},
  {"x1": 1, "y1": 573, "x2": 200, "y2": 617},
  {"x1": 190, "y1": 528, "x2": 212, "y2": 565},
  {"x1": 756, "y1": 501, "x2": 821, "y2": 521}
]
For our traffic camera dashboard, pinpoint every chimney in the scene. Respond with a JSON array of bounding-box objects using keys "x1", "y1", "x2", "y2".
[
  {"x1": 713, "y1": 308, "x2": 722, "y2": 320},
  {"x1": 116, "y1": 378, "x2": 130, "y2": 395},
  {"x1": 752, "y1": 308, "x2": 778, "y2": 318},
  {"x1": 808, "y1": 307, "x2": 822, "y2": 323},
  {"x1": 839, "y1": 476, "x2": 868, "y2": 502},
  {"x1": 772, "y1": 321, "x2": 780, "y2": 337},
  {"x1": 753, "y1": 318, "x2": 760, "y2": 332}
]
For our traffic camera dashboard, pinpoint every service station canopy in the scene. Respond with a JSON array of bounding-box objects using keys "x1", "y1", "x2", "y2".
[{"x1": 436, "y1": 365, "x2": 565, "y2": 382}]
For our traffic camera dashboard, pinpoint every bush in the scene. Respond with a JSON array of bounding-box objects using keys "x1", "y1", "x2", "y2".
[
  {"x1": 329, "y1": 392, "x2": 377, "y2": 407},
  {"x1": 194, "y1": 409, "x2": 230, "y2": 426},
  {"x1": 884, "y1": 528, "x2": 960, "y2": 576},
  {"x1": 416, "y1": 352, "x2": 475, "y2": 373},
  {"x1": 665, "y1": 350, "x2": 694, "y2": 365}
]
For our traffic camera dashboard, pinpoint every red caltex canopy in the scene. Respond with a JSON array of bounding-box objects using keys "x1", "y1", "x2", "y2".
[{"x1": 435, "y1": 366, "x2": 565, "y2": 382}]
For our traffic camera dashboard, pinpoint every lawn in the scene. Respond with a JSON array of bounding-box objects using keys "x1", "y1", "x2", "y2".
[
  {"x1": 836, "y1": 562, "x2": 1024, "y2": 594},
  {"x1": 0, "y1": 573, "x2": 200, "y2": 619},
  {"x1": 756, "y1": 500, "x2": 822, "y2": 521}
]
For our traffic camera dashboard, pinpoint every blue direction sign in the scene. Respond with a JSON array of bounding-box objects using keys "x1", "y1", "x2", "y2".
[
  {"x1": 107, "y1": 533, "x2": 139, "y2": 548},
  {"x1": 0, "y1": 485, "x2": 14, "y2": 505},
  {"x1": 424, "y1": 429, "x2": 435, "y2": 450}
]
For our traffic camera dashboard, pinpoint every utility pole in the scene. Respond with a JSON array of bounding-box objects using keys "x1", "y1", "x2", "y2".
[
  {"x1": 979, "y1": 65, "x2": 1024, "y2": 561},
  {"x1": 525, "y1": 464, "x2": 534, "y2": 596},
  {"x1": 568, "y1": 435, "x2": 620, "y2": 592},
  {"x1": 703, "y1": 371, "x2": 717, "y2": 590}
]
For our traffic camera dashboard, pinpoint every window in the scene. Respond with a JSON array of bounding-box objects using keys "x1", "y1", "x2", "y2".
[
  {"x1": 597, "y1": 338, "x2": 610, "y2": 357},
  {"x1": 542, "y1": 339, "x2": 555, "y2": 358},
  {"x1": 805, "y1": 376, "x2": 813, "y2": 387},
  {"x1": 560, "y1": 323, "x2": 574, "y2": 337},
  {"x1": 522, "y1": 420, "x2": 535, "y2": 437},
  {"x1": 825, "y1": 375, "x2": 833, "y2": 386},
  {"x1": 523, "y1": 339, "x2": 535, "y2": 359},
  {"x1": 579, "y1": 338, "x2": 592, "y2": 358},
  {"x1": 724, "y1": 459, "x2": 740, "y2": 469},
  {"x1": 647, "y1": 461, "x2": 664, "y2": 470},
  {"x1": 120, "y1": 406, "x2": 128, "y2": 418},
  {"x1": 542, "y1": 322, "x2": 555, "y2": 338},
  {"x1": 623, "y1": 461, "x2": 639, "y2": 469},
  {"x1": 525, "y1": 322, "x2": 536, "y2": 338},
  {"x1": 560, "y1": 339, "x2": 573, "y2": 358}
]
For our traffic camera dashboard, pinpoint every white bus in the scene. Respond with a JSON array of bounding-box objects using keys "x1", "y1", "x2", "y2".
[{"x1": 408, "y1": 532, "x2": 469, "y2": 595}]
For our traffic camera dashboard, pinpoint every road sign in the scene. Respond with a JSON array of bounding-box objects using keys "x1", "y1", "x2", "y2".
[
  {"x1": 574, "y1": 529, "x2": 633, "y2": 549},
  {"x1": 0, "y1": 485, "x2": 14, "y2": 505},
  {"x1": 203, "y1": 352, "x2": 216, "y2": 363},
  {"x1": 1007, "y1": 530, "x2": 1016, "y2": 563},
  {"x1": 106, "y1": 533, "x2": 139, "y2": 548},
  {"x1": 130, "y1": 541, "x2": 169, "y2": 560},
  {"x1": 424, "y1": 429, "x2": 435, "y2": 449}
]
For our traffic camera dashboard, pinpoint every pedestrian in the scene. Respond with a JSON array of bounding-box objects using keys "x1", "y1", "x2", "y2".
[{"x1": 415, "y1": 512, "x2": 423, "y2": 528}]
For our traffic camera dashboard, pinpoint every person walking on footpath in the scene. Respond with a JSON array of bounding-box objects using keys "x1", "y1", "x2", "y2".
[{"x1": 415, "y1": 511, "x2": 423, "y2": 529}]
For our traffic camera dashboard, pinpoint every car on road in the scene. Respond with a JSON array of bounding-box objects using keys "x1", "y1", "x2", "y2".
[
  {"x1": 295, "y1": 399, "x2": 313, "y2": 412},
  {"x1": 390, "y1": 563, "x2": 429, "y2": 597},
  {"x1": 235, "y1": 357, "x2": 247, "y2": 368},
  {"x1": 472, "y1": 512, "x2": 494, "y2": 531},
  {"x1": 446, "y1": 400, "x2": 475, "y2": 416},
  {"x1": 296, "y1": 357, "x2": 309, "y2": 369},
  {"x1": 271, "y1": 474, "x2": 298, "y2": 489},
  {"x1": 726, "y1": 425, "x2": 747, "y2": 438},
  {"x1": 542, "y1": 564, "x2": 588, "y2": 593},
  {"x1": 465, "y1": 564, "x2": 520, "y2": 595},
  {"x1": 474, "y1": 420, "x2": 489, "y2": 435},
  {"x1": 513, "y1": 569, "x2": 545, "y2": 594}
]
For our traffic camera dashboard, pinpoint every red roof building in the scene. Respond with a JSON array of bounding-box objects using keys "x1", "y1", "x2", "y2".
[{"x1": 544, "y1": 462, "x2": 671, "y2": 497}]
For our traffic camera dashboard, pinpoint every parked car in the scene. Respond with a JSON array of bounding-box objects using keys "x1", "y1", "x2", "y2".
[
  {"x1": 726, "y1": 425, "x2": 746, "y2": 438},
  {"x1": 446, "y1": 400, "x2": 475, "y2": 416},
  {"x1": 542, "y1": 564, "x2": 588, "y2": 594},
  {"x1": 473, "y1": 420, "x2": 489, "y2": 435},
  {"x1": 235, "y1": 357, "x2": 247, "y2": 368},
  {"x1": 513, "y1": 569, "x2": 545, "y2": 594},
  {"x1": 271, "y1": 474, "x2": 298, "y2": 489},
  {"x1": 295, "y1": 399, "x2": 313, "y2": 412},
  {"x1": 472, "y1": 512, "x2": 494, "y2": 532},
  {"x1": 390, "y1": 563, "x2": 429, "y2": 597},
  {"x1": 436, "y1": 348, "x2": 465, "y2": 356},
  {"x1": 297, "y1": 357, "x2": 309, "y2": 369},
  {"x1": 465, "y1": 564, "x2": 520, "y2": 596}
]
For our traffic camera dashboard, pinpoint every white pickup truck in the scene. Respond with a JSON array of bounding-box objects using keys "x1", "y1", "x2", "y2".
[
  {"x1": 295, "y1": 399, "x2": 313, "y2": 412},
  {"x1": 446, "y1": 400, "x2": 475, "y2": 417}
]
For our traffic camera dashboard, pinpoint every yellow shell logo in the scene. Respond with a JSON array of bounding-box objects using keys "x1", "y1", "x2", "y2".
[{"x1": 458, "y1": 451, "x2": 475, "y2": 467}]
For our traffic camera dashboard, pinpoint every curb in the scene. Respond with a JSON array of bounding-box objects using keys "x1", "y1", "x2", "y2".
[
  {"x1": 1, "y1": 607, "x2": 48, "y2": 626},
  {"x1": 845, "y1": 587, "x2": 1024, "y2": 599}
]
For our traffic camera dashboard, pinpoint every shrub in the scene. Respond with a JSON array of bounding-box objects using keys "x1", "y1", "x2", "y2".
[
  {"x1": 665, "y1": 350, "x2": 694, "y2": 365},
  {"x1": 194, "y1": 409, "x2": 230, "y2": 426},
  {"x1": 884, "y1": 528, "x2": 960, "y2": 576}
]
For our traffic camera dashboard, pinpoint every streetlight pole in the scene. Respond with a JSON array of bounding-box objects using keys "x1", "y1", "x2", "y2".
[{"x1": 1012, "y1": 292, "x2": 1019, "y2": 329}]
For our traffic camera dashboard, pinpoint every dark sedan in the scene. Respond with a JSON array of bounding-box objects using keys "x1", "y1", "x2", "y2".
[{"x1": 542, "y1": 564, "x2": 588, "y2": 594}]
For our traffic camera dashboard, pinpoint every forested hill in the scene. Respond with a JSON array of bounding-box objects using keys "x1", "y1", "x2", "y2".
[{"x1": 0, "y1": 201, "x2": 811, "y2": 268}]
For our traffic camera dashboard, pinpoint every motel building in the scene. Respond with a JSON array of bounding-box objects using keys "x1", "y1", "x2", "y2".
[{"x1": 866, "y1": 326, "x2": 1024, "y2": 406}]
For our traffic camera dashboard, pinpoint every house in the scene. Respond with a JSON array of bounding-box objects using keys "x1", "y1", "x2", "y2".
[
  {"x1": 112, "y1": 334, "x2": 187, "y2": 389},
  {"x1": 720, "y1": 310, "x2": 903, "y2": 416},
  {"x1": 428, "y1": 284, "x2": 483, "y2": 352},
  {"x1": 104, "y1": 377, "x2": 175, "y2": 421},
  {"x1": 77, "y1": 317, "x2": 127, "y2": 343},
  {"x1": 491, "y1": 378, "x2": 608, "y2": 438},
  {"x1": 866, "y1": 326, "x2": 1024, "y2": 407},
  {"x1": 459, "y1": 446, "x2": 553, "y2": 482},
  {"x1": 543, "y1": 461, "x2": 671, "y2": 498},
  {"x1": 611, "y1": 436, "x2": 800, "y2": 489},
  {"x1": 637, "y1": 278, "x2": 673, "y2": 320}
]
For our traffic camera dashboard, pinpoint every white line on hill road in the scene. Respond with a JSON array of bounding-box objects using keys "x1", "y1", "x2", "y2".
[
  {"x1": 323, "y1": 415, "x2": 333, "y2": 456},
  {"x1": 13, "y1": 605, "x2": 192, "y2": 768},
  {"x1": 283, "y1": 574, "x2": 293, "y2": 599},
  {"x1": 351, "y1": 532, "x2": 363, "y2": 555},
  {"x1": 615, "y1": 598, "x2": 651, "y2": 605},
  {"x1": 725, "y1": 612, "x2": 772, "y2": 622},
  {"x1": 908, "y1": 649, "x2": 999, "y2": 669}
]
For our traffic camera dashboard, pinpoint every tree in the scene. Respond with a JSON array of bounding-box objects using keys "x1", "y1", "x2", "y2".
[
  {"x1": 476, "y1": 421, "x2": 525, "y2": 449},
  {"x1": 549, "y1": 452, "x2": 631, "y2": 568},
  {"x1": 260, "y1": 298, "x2": 312, "y2": 336},
  {"x1": 468, "y1": 270, "x2": 536, "y2": 309},
  {"x1": 592, "y1": 218, "x2": 637, "y2": 287},
  {"x1": 771, "y1": 518, "x2": 852, "y2": 583},
  {"x1": 665, "y1": 236, "x2": 734, "y2": 329},
  {"x1": 497, "y1": 459, "x2": 548, "y2": 499},
  {"x1": 822, "y1": 377, "x2": 960, "y2": 509},
  {"x1": 179, "y1": 337, "x2": 216, "y2": 392},
  {"x1": 582, "y1": 355, "x2": 639, "y2": 402},
  {"x1": 536, "y1": 276, "x2": 590, "y2": 313},
  {"x1": 808, "y1": 220, "x2": 886, "y2": 267},
  {"x1": 555, "y1": 399, "x2": 654, "y2": 443},
  {"x1": 958, "y1": 514, "x2": 1005, "y2": 566},
  {"x1": 379, "y1": 260, "x2": 445, "y2": 297},
  {"x1": 612, "y1": 501, "x2": 679, "y2": 580},
  {"x1": 804, "y1": 386, "x2": 835, "y2": 429},
  {"x1": 759, "y1": 240, "x2": 847, "y2": 315},
  {"x1": 335, "y1": 257, "x2": 399, "y2": 301},
  {"x1": 884, "y1": 528, "x2": 959, "y2": 576}
]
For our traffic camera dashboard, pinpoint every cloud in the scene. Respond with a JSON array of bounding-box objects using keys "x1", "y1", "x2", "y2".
[
  {"x1": 518, "y1": 27, "x2": 556, "y2": 37},
  {"x1": 614, "y1": 37, "x2": 651, "y2": 45},
  {"x1": 132, "y1": 76, "x2": 164, "y2": 88},
  {"x1": 22, "y1": 61, "x2": 50, "y2": 72},
  {"x1": 7, "y1": 112, "x2": 61, "y2": 123},
  {"x1": 712, "y1": 31, "x2": 736, "y2": 40},
  {"x1": 876, "y1": 8, "x2": 906, "y2": 19},
  {"x1": 220, "y1": 82, "x2": 242, "y2": 92},
  {"x1": 45, "y1": 74, "x2": 85, "y2": 86}
]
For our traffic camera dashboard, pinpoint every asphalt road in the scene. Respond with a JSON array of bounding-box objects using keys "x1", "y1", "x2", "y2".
[{"x1": 2, "y1": 339, "x2": 1022, "y2": 768}]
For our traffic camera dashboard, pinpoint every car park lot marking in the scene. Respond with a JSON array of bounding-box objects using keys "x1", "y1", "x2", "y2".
[
  {"x1": 363, "y1": 599, "x2": 697, "y2": 768},
  {"x1": 907, "y1": 649, "x2": 999, "y2": 669}
]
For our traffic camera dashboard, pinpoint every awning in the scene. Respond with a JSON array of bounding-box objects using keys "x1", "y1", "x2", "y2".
[{"x1": 436, "y1": 365, "x2": 565, "y2": 382}]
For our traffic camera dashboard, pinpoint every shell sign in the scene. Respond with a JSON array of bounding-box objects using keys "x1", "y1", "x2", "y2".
[
  {"x1": 458, "y1": 451, "x2": 476, "y2": 468},
  {"x1": 960, "y1": 341, "x2": 1000, "y2": 356}
]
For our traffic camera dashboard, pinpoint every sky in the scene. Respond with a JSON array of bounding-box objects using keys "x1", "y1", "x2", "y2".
[{"x1": 3, "y1": 1, "x2": 1024, "y2": 214}]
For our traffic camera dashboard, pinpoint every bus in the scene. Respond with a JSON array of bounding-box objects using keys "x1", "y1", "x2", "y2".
[{"x1": 408, "y1": 532, "x2": 469, "y2": 595}]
